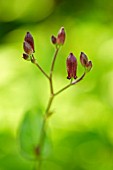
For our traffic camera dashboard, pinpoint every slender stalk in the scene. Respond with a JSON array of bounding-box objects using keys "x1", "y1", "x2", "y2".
[
  {"x1": 36, "y1": 96, "x2": 54, "y2": 170},
  {"x1": 49, "y1": 78, "x2": 54, "y2": 95},
  {"x1": 50, "y1": 47, "x2": 59, "y2": 77},
  {"x1": 45, "y1": 95, "x2": 54, "y2": 115},
  {"x1": 35, "y1": 46, "x2": 86, "y2": 170},
  {"x1": 54, "y1": 72, "x2": 86, "y2": 96},
  {"x1": 35, "y1": 72, "x2": 86, "y2": 170},
  {"x1": 54, "y1": 84, "x2": 71, "y2": 96},
  {"x1": 32, "y1": 59, "x2": 50, "y2": 79},
  {"x1": 49, "y1": 47, "x2": 60, "y2": 94},
  {"x1": 36, "y1": 48, "x2": 60, "y2": 170},
  {"x1": 72, "y1": 72, "x2": 86, "y2": 85}
]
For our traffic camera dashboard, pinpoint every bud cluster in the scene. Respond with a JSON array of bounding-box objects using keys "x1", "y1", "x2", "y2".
[
  {"x1": 80, "y1": 52, "x2": 92, "y2": 72},
  {"x1": 51, "y1": 27, "x2": 66, "y2": 46},
  {"x1": 23, "y1": 32, "x2": 35, "y2": 61},
  {"x1": 66, "y1": 52, "x2": 92, "y2": 80},
  {"x1": 22, "y1": 27, "x2": 92, "y2": 81}
]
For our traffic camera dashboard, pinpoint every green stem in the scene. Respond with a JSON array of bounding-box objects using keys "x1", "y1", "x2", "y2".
[
  {"x1": 35, "y1": 45, "x2": 86, "y2": 170},
  {"x1": 32, "y1": 59, "x2": 50, "y2": 79},
  {"x1": 45, "y1": 95, "x2": 54, "y2": 115},
  {"x1": 54, "y1": 72, "x2": 86, "y2": 96},
  {"x1": 49, "y1": 47, "x2": 60, "y2": 94},
  {"x1": 36, "y1": 48, "x2": 60, "y2": 170},
  {"x1": 50, "y1": 47, "x2": 59, "y2": 77}
]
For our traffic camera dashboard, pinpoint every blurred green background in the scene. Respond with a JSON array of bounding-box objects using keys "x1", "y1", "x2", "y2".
[{"x1": 0, "y1": 0, "x2": 113, "y2": 169}]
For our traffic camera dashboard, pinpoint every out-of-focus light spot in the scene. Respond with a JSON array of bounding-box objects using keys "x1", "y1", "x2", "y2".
[
  {"x1": 106, "y1": 71, "x2": 113, "y2": 107},
  {"x1": 0, "y1": 48, "x2": 17, "y2": 85},
  {"x1": 98, "y1": 38, "x2": 113, "y2": 61},
  {"x1": 0, "y1": 0, "x2": 55, "y2": 22}
]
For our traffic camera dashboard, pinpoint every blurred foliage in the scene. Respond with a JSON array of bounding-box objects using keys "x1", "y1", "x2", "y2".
[{"x1": 0, "y1": 0, "x2": 113, "y2": 169}]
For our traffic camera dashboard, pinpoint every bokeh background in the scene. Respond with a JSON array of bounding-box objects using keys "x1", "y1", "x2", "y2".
[{"x1": 0, "y1": 0, "x2": 113, "y2": 169}]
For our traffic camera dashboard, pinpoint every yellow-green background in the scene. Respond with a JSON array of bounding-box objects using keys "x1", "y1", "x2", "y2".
[{"x1": 0, "y1": 0, "x2": 113, "y2": 169}]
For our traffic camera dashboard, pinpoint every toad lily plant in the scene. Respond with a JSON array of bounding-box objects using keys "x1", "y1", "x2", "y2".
[{"x1": 19, "y1": 27, "x2": 92, "y2": 170}]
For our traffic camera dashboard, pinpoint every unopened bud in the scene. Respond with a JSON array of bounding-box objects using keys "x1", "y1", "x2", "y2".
[
  {"x1": 51, "y1": 27, "x2": 66, "y2": 47},
  {"x1": 86, "y1": 61, "x2": 92, "y2": 72},
  {"x1": 23, "y1": 32, "x2": 35, "y2": 54},
  {"x1": 66, "y1": 53, "x2": 77, "y2": 79},
  {"x1": 80, "y1": 52, "x2": 92, "y2": 72},
  {"x1": 80, "y1": 52, "x2": 88, "y2": 67},
  {"x1": 23, "y1": 53, "x2": 31, "y2": 61},
  {"x1": 57, "y1": 27, "x2": 66, "y2": 45},
  {"x1": 51, "y1": 35, "x2": 57, "y2": 44}
]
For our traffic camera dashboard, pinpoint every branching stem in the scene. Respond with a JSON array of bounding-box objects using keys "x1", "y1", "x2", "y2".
[
  {"x1": 54, "y1": 72, "x2": 86, "y2": 96},
  {"x1": 35, "y1": 48, "x2": 86, "y2": 170}
]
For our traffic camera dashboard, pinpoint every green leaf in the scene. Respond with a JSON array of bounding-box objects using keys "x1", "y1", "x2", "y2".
[
  {"x1": 42, "y1": 133, "x2": 53, "y2": 159},
  {"x1": 18, "y1": 109, "x2": 43, "y2": 160}
]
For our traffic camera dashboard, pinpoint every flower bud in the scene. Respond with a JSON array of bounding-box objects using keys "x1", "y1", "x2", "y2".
[
  {"x1": 66, "y1": 53, "x2": 77, "y2": 79},
  {"x1": 51, "y1": 35, "x2": 57, "y2": 44},
  {"x1": 80, "y1": 52, "x2": 92, "y2": 72},
  {"x1": 57, "y1": 27, "x2": 66, "y2": 45},
  {"x1": 23, "y1": 53, "x2": 31, "y2": 61},
  {"x1": 86, "y1": 61, "x2": 92, "y2": 72},
  {"x1": 80, "y1": 52, "x2": 88, "y2": 67},
  {"x1": 51, "y1": 27, "x2": 66, "y2": 46},
  {"x1": 23, "y1": 32, "x2": 35, "y2": 54}
]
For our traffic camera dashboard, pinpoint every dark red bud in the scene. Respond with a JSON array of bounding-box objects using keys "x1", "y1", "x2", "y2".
[
  {"x1": 23, "y1": 32, "x2": 35, "y2": 54},
  {"x1": 80, "y1": 52, "x2": 88, "y2": 67},
  {"x1": 57, "y1": 27, "x2": 66, "y2": 45},
  {"x1": 66, "y1": 53, "x2": 77, "y2": 79},
  {"x1": 86, "y1": 61, "x2": 92, "y2": 72},
  {"x1": 23, "y1": 41, "x2": 34, "y2": 54},
  {"x1": 23, "y1": 53, "x2": 31, "y2": 61},
  {"x1": 51, "y1": 35, "x2": 57, "y2": 44},
  {"x1": 80, "y1": 52, "x2": 92, "y2": 72}
]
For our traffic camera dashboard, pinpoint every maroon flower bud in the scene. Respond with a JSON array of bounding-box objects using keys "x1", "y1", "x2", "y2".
[
  {"x1": 86, "y1": 61, "x2": 92, "y2": 72},
  {"x1": 80, "y1": 52, "x2": 92, "y2": 72},
  {"x1": 51, "y1": 27, "x2": 66, "y2": 46},
  {"x1": 23, "y1": 53, "x2": 31, "y2": 61},
  {"x1": 80, "y1": 52, "x2": 88, "y2": 67},
  {"x1": 23, "y1": 32, "x2": 35, "y2": 54},
  {"x1": 51, "y1": 35, "x2": 57, "y2": 44},
  {"x1": 23, "y1": 41, "x2": 33, "y2": 55},
  {"x1": 66, "y1": 53, "x2": 77, "y2": 79},
  {"x1": 57, "y1": 27, "x2": 66, "y2": 45}
]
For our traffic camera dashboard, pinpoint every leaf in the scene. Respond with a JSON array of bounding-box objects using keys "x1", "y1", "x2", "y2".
[
  {"x1": 18, "y1": 109, "x2": 43, "y2": 160},
  {"x1": 42, "y1": 133, "x2": 53, "y2": 159}
]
